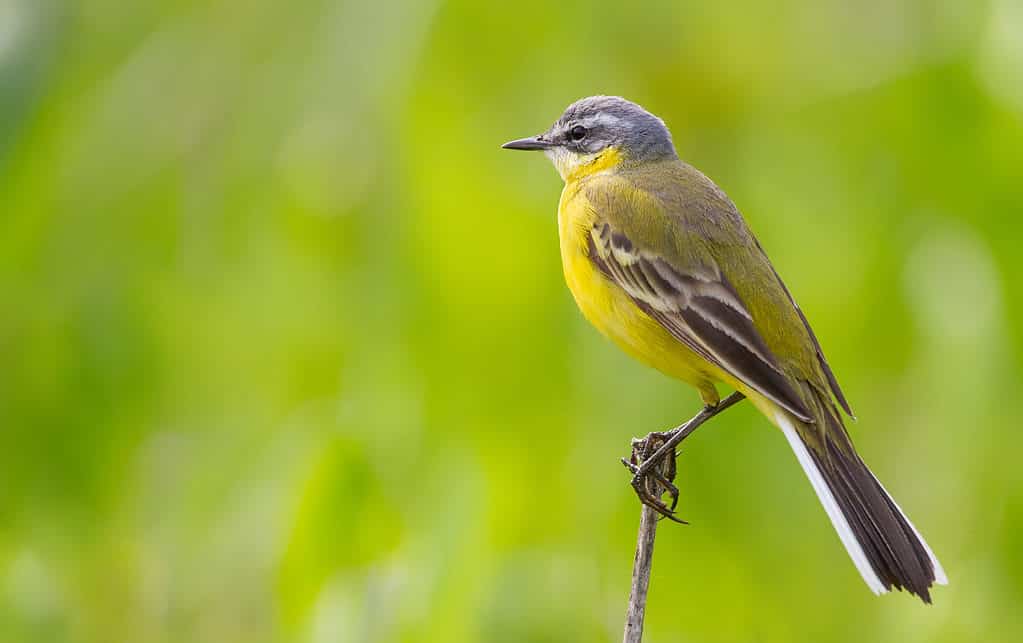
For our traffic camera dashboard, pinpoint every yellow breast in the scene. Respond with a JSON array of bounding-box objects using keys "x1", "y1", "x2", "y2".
[{"x1": 556, "y1": 171, "x2": 722, "y2": 404}]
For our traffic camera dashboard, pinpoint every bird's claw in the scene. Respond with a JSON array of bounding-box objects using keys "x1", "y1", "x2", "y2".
[{"x1": 625, "y1": 432, "x2": 688, "y2": 524}]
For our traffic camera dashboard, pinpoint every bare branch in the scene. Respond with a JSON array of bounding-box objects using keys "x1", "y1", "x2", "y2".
[
  {"x1": 623, "y1": 502, "x2": 659, "y2": 643},
  {"x1": 621, "y1": 392, "x2": 746, "y2": 642}
]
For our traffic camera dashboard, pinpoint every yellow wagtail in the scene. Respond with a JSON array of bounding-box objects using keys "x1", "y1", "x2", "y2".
[{"x1": 503, "y1": 96, "x2": 946, "y2": 602}]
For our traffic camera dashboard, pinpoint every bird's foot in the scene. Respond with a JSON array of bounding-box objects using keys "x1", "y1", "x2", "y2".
[{"x1": 621, "y1": 431, "x2": 688, "y2": 524}]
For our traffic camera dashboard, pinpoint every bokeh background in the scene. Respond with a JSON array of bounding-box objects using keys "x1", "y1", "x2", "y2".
[{"x1": 2, "y1": 1, "x2": 1022, "y2": 642}]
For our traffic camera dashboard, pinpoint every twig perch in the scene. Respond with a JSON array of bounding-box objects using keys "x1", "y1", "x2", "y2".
[
  {"x1": 622, "y1": 487, "x2": 662, "y2": 643},
  {"x1": 621, "y1": 392, "x2": 746, "y2": 643}
]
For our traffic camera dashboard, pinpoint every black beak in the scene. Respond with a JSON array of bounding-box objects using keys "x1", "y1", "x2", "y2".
[{"x1": 501, "y1": 136, "x2": 552, "y2": 151}]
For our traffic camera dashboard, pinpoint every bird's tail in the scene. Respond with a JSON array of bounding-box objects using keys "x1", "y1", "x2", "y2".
[{"x1": 771, "y1": 386, "x2": 947, "y2": 603}]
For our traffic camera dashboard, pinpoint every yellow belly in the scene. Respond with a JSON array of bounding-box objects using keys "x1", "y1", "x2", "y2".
[{"x1": 557, "y1": 182, "x2": 723, "y2": 405}]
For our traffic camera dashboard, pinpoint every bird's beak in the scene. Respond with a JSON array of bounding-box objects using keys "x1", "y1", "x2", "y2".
[{"x1": 501, "y1": 135, "x2": 552, "y2": 151}]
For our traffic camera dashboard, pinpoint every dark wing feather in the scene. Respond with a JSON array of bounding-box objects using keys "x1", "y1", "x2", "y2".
[
  {"x1": 757, "y1": 245, "x2": 854, "y2": 417},
  {"x1": 588, "y1": 223, "x2": 813, "y2": 422}
]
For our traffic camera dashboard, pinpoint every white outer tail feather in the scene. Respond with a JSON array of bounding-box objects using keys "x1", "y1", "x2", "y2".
[
  {"x1": 775, "y1": 413, "x2": 887, "y2": 595},
  {"x1": 870, "y1": 472, "x2": 949, "y2": 585},
  {"x1": 774, "y1": 413, "x2": 948, "y2": 595}
]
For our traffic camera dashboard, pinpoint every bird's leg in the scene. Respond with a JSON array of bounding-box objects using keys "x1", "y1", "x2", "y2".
[{"x1": 621, "y1": 391, "x2": 746, "y2": 522}]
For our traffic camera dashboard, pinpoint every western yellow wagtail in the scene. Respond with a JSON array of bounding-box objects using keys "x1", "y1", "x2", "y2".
[{"x1": 503, "y1": 96, "x2": 946, "y2": 602}]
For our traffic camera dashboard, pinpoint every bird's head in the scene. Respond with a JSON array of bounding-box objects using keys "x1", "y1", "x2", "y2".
[{"x1": 503, "y1": 95, "x2": 677, "y2": 181}]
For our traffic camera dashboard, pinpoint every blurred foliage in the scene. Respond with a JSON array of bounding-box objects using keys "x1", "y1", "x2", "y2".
[{"x1": 2, "y1": 1, "x2": 1022, "y2": 642}]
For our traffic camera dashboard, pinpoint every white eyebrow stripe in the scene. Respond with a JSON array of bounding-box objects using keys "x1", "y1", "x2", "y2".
[{"x1": 578, "y1": 113, "x2": 621, "y2": 130}]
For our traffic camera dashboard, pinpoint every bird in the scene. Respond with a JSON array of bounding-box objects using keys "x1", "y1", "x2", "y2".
[{"x1": 502, "y1": 95, "x2": 947, "y2": 602}]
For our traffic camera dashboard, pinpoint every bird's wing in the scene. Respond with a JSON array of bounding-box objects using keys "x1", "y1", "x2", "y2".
[
  {"x1": 758, "y1": 244, "x2": 854, "y2": 418},
  {"x1": 583, "y1": 171, "x2": 821, "y2": 422}
]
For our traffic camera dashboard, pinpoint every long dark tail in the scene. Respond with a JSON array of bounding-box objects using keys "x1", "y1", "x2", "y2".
[{"x1": 774, "y1": 389, "x2": 947, "y2": 603}]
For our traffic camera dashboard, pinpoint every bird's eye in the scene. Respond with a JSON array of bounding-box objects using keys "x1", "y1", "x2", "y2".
[{"x1": 570, "y1": 125, "x2": 587, "y2": 141}]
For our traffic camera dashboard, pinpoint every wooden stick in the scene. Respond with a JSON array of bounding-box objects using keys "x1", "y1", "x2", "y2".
[
  {"x1": 621, "y1": 392, "x2": 747, "y2": 642},
  {"x1": 622, "y1": 502, "x2": 659, "y2": 643}
]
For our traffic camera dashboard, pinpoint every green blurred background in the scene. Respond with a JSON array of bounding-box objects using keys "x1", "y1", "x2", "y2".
[{"x1": 2, "y1": 1, "x2": 1022, "y2": 641}]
